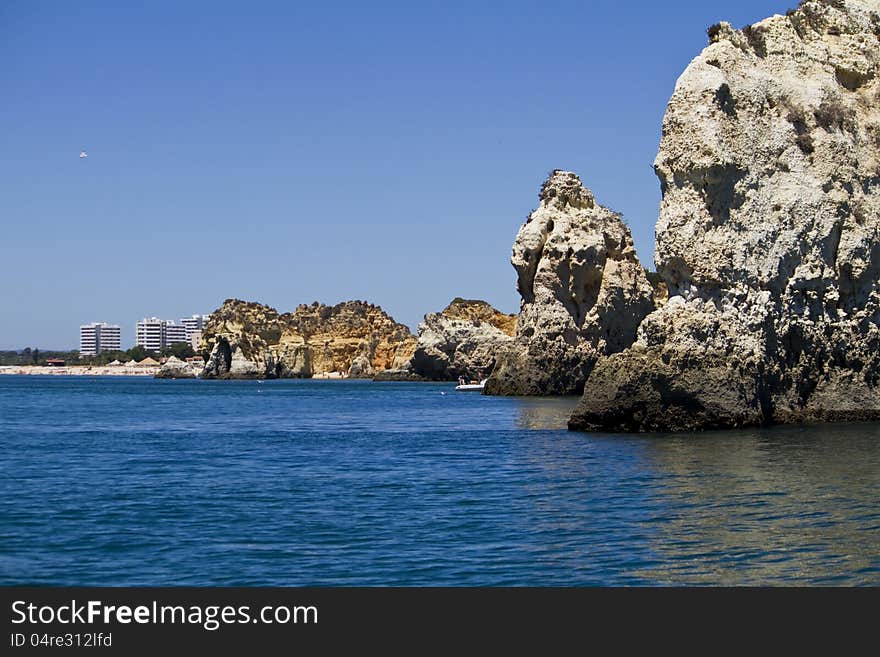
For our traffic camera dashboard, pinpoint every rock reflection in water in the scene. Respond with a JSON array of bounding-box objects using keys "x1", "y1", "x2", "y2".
[
  {"x1": 632, "y1": 423, "x2": 880, "y2": 585},
  {"x1": 514, "y1": 397, "x2": 581, "y2": 430}
]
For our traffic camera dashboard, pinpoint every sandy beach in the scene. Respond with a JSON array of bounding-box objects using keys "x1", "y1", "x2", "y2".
[
  {"x1": 0, "y1": 366, "x2": 359, "y2": 378},
  {"x1": 0, "y1": 365, "x2": 160, "y2": 376}
]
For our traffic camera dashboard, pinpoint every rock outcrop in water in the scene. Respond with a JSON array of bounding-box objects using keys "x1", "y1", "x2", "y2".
[
  {"x1": 281, "y1": 301, "x2": 416, "y2": 378},
  {"x1": 484, "y1": 171, "x2": 656, "y2": 396},
  {"x1": 200, "y1": 300, "x2": 283, "y2": 379},
  {"x1": 154, "y1": 356, "x2": 197, "y2": 379},
  {"x1": 200, "y1": 299, "x2": 417, "y2": 379},
  {"x1": 408, "y1": 298, "x2": 517, "y2": 381},
  {"x1": 570, "y1": 0, "x2": 880, "y2": 431}
]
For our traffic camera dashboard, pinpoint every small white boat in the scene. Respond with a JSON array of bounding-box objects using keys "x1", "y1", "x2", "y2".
[{"x1": 455, "y1": 378, "x2": 488, "y2": 392}]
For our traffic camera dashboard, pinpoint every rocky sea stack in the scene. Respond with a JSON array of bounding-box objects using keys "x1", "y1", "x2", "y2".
[
  {"x1": 154, "y1": 356, "x2": 197, "y2": 379},
  {"x1": 407, "y1": 298, "x2": 517, "y2": 381},
  {"x1": 569, "y1": 0, "x2": 880, "y2": 431},
  {"x1": 484, "y1": 170, "x2": 656, "y2": 396},
  {"x1": 200, "y1": 299, "x2": 417, "y2": 379}
]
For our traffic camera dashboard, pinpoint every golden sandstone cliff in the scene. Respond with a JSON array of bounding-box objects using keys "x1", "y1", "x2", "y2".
[
  {"x1": 198, "y1": 297, "x2": 517, "y2": 381},
  {"x1": 437, "y1": 298, "x2": 517, "y2": 336},
  {"x1": 200, "y1": 299, "x2": 416, "y2": 379}
]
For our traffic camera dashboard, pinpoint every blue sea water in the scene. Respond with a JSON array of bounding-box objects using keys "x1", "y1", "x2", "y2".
[{"x1": 1, "y1": 375, "x2": 878, "y2": 586}]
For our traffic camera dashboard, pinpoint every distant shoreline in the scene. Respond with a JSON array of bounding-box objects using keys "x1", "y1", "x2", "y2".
[
  {"x1": 0, "y1": 365, "x2": 159, "y2": 376},
  {"x1": 0, "y1": 365, "x2": 420, "y2": 381}
]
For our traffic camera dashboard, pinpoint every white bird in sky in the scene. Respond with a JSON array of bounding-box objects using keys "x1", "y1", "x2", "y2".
[{"x1": 79, "y1": 151, "x2": 88, "y2": 159}]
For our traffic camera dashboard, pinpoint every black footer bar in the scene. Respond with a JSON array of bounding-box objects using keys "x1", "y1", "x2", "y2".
[{"x1": 2, "y1": 587, "x2": 875, "y2": 652}]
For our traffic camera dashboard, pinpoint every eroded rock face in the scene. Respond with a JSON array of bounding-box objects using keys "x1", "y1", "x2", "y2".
[
  {"x1": 200, "y1": 299, "x2": 416, "y2": 379},
  {"x1": 571, "y1": 0, "x2": 880, "y2": 431},
  {"x1": 154, "y1": 356, "x2": 197, "y2": 379},
  {"x1": 485, "y1": 171, "x2": 656, "y2": 396},
  {"x1": 200, "y1": 300, "x2": 282, "y2": 379},
  {"x1": 409, "y1": 299, "x2": 517, "y2": 381},
  {"x1": 284, "y1": 301, "x2": 416, "y2": 378}
]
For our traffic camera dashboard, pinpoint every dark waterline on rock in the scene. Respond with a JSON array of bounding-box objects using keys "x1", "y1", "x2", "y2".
[{"x1": 1, "y1": 376, "x2": 878, "y2": 585}]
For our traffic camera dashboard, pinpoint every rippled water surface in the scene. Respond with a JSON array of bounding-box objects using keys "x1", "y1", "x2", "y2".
[{"x1": 1, "y1": 376, "x2": 878, "y2": 585}]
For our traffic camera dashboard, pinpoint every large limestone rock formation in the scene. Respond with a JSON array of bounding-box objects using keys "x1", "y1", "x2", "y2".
[
  {"x1": 484, "y1": 171, "x2": 656, "y2": 396},
  {"x1": 200, "y1": 299, "x2": 416, "y2": 379},
  {"x1": 200, "y1": 300, "x2": 283, "y2": 379},
  {"x1": 571, "y1": 0, "x2": 880, "y2": 431},
  {"x1": 282, "y1": 301, "x2": 417, "y2": 379},
  {"x1": 408, "y1": 298, "x2": 517, "y2": 381}
]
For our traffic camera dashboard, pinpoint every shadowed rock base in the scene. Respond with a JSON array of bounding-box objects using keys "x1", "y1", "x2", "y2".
[
  {"x1": 372, "y1": 369, "x2": 427, "y2": 382},
  {"x1": 568, "y1": 350, "x2": 768, "y2": 432}
]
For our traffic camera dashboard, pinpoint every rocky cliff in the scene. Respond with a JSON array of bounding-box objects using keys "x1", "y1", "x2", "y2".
[
  {"x1": 570, "y1": 0, "x2": 880, "y2": 431},
  {"x1": 200, "y1": 299, "x2": 284, "y2": 379},
  {"x1": 484, "y1": 171, "x2": 656, "y2": 396},
  {"x1": 408, "y1": 299, "x2": 517, "y2": 381},
  {"x1": 280, "y1": 301, "x2": 417, "y2": 378},
  {"x1": 200, "y1": 299, "x2": 416, "y2": 379}
]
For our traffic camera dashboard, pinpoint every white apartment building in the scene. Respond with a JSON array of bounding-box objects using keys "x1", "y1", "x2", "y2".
[
  {"x1": 80, "y1": 322, "x2": 122, "y2": 356},
  {"x1": 181, "y1": 314, "x2": 211, "y2": 350},
  {"x1": 165, "y1": 323, "x2": 188, "y2": 345},
  {"x1": 136, "y1": 318, "x2": 166, "y2": 352},
  {"x1": 181, "y1": 314, "x2": 210, "y2": 340},
  {"x1": 136, "y1": 317, "x2": 203, "y2": 351}
]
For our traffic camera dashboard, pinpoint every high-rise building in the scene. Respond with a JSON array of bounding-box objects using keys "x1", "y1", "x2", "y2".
[
  {"x1": 135, "y1": 317, "x2": 197, "y2": 351},
  {"x1": 80, "y1": 322, "x2": 122, "y2": 356},
  {"x1": 181, "y1": 314, "x2": 210, "y2": 341},
  {"x1": 165, "y1": 323, "x2": 188, "y2": 346},
  {"x1": 180, "y1": 314, "x2": 211, "y2": 350},
  {"x1": 136, "y1": 318, "x2": 166, "y2": 352}
]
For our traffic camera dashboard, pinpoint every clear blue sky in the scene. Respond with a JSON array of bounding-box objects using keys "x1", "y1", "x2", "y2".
[{"x1": 1, "y1": 0, "x2": 793, "y2": 349}]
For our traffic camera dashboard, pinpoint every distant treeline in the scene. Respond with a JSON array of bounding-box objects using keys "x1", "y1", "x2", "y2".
[{"x1": 0, "y1": 343, "x2": 199, "y2": 366}]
